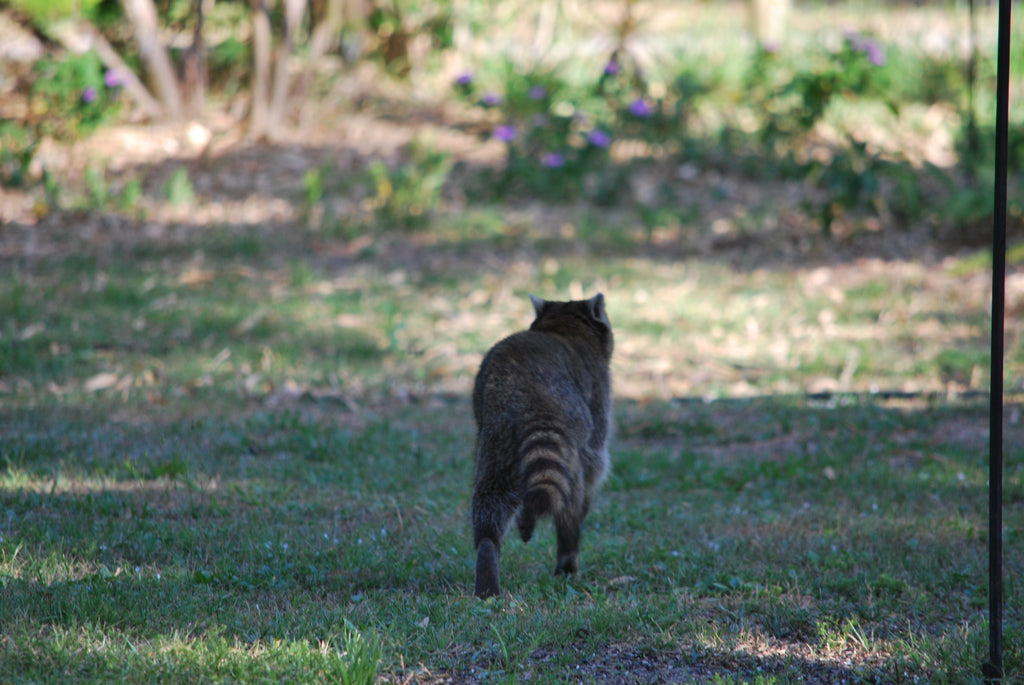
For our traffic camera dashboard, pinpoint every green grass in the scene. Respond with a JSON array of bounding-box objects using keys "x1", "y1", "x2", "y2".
[
  {"x1": 3, "y1": 147, "x2": 1024, "y2": 685},
  {"x1": 1, "y1": 205, "x2": 1023, "y2": 682},
  {"x1": 1, "y1": 396, "x2": 1021, "y2": 682}
]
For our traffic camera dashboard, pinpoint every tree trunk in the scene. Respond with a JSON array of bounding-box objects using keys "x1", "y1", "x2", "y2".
[
  {"x1": 267, "y1": 0, "x2": 307, "y2": 133},
  {"x1": 532, "y1": 0, "x2": 559, "y2": 58},
  {"x1": 748, "y1": 0, "x2": 790, "y2": 51},
  {"x1": 121, "y1": 0, "x2": 184, "y2": 119},
  {"x1": 182, "y1": 0, "x2": 209, "y2": 117},
  {"x1": 250, "y1": 0, "x2": 274, "y2": 138},
  {"x1": 292, "y1": 0, "x2": 343, "y2": 120},
  {"x1": 309, "y1": 0, "x2": 344, "y2": 58}
]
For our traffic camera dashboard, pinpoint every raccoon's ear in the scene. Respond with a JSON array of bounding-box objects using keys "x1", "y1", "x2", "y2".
[
  {"x1": 529, "y1": 294, "x2": 546, "y2": 317},
  {"x1": 587, "y1": 293, "x2": 610, "y2": 327}
]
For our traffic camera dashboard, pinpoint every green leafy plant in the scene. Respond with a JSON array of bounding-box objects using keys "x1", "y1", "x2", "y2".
[
  {"x1": 165, "y1": 166, "x2": 196, "y2": 206},
  {"x1": 733, "y1": 33, "x2": 953, "y2": 233},
  {"x1": 367, "y1": 143, "x2": 451, "y2": 228},
  {"x1": 30, "y1": 51, "x2": 122, "y2": 140},
  {"x1": 0, "y1": 50, "x2": 121, "y2": 193},
  {"x1": 207, "y1": 36, "x2": 250, "y2": 95},
  {"x1": 302, "y1": 166, "x2": 325, "y2": 228},
  {"x1": 338, "y1": 622, "x2": 382, "y2": 685},
  {"x1": 84, "y1": 164, "x2": 109, "y2": 207},
  {"x1": 303, "y1": 167, "x2": 324, "y2": 209},
  {"x1": 117, "y1": 177, "x2": 144, "y2": 212},
  {"x1": 749, "y1": 32, "x2": 892, "y2": 144},
  {"x1": 0, "y1": 122, "x2": 36, "y2": 187},
  {"x1": 8, "y1": 0, "x2": 103, "y2": 24},
  {"x1": 454, "y1": 57, "x2": 703, "y2": 202}
]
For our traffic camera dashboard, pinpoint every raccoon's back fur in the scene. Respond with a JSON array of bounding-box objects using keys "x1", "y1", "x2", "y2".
[{"x1": 471, "y1": 293, "x2": 613, "y2": 599}]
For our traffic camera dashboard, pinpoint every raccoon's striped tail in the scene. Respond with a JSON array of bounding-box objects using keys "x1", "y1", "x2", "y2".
[{"x1": 517, "y1": 432, "x2": 578, "y2": 543}]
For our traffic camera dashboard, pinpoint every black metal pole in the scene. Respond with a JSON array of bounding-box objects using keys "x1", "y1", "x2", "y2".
[{"x1": 984, "y1": 0, "x2": 1011, "y2": 681}]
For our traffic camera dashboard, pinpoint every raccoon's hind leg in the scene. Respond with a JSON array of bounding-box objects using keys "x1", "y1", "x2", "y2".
[
  {"x1": 553, "y1": 508, "x2": 582, "y2": 576},
  {"x1": 471, "y1": 489, "x2": 518, "y2": 599},
  {"x1": 474, "y1": 539, "x2": 500, "y2": 599}
]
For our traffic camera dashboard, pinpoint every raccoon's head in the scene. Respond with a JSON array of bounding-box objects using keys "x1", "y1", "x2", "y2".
[{"x1": 528, "y1": 293, "x2": 613, "y2": 358}]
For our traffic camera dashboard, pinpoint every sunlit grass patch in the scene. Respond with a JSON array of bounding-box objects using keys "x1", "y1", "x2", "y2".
[{"x1": 2, "y1": 622, "x2": 382, "y2": 684}]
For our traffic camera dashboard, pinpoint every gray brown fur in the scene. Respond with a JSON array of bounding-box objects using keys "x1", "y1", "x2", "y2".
[{"x1": 471, "y1": 293, "x2": 614, "y2": 599}]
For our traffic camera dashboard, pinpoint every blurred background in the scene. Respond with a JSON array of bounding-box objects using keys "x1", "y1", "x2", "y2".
[{"x1": 1, "y1": 0, "x2": 1023, "y2": 406}]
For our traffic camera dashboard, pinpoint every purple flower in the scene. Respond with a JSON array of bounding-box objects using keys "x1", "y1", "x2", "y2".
[
  {"x1": 493, "y1": 124, "x2": 517, "y2": 141},
  {"x1": 587, "y1": 129, "x2": 611, "y2": 148},
  {"x1": 843, "y1": 30, "x2": 865, "y2": 52},
  {"x1": 480, "y1": 91, "x2": 503, "y2": 107},
  {"x1": 528, "y1": 85, "x2": 547, "y2": 100},
  {"x1": 628, "y1": 98, "x2": 653, "y2": 117},
  {"x1": 104, "y1": 70, "x2": 122, "y2": 88},
  {"x1": 604, "y1": 58, "x2": 621, "y2": 76},
  {"x1": 81, "y1": 87, "x2": 97, "y2": 104},
  {"x1": 863, "y1": 41, "x2": 886, "y2": 66},
  {"x1": 844, "y1": 31, "x2": 885, "y2": 65},
  {"x1": 454, "y1": 72, "x2": 473, "y2": 87},
  {"x1": 530, "y1": 114, "x2": 549, "y2": 128},
  {"x1": 541, "y1": 152, "x2": 565, "y2": 168}
]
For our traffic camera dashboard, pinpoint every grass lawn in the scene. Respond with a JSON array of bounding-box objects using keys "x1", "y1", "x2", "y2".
[{"x1": 1, "y1": 201, "x2": 1022, "y2": 683}]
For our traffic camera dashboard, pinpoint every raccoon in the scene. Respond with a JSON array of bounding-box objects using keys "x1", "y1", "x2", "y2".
[{"x1": 471, "y1": 293, "x2": 614, "y2": 599}]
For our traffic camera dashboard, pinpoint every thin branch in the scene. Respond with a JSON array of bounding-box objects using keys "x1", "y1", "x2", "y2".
[{"x1": 121, "y1": 0, "x2": 184, "y2": 119}]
